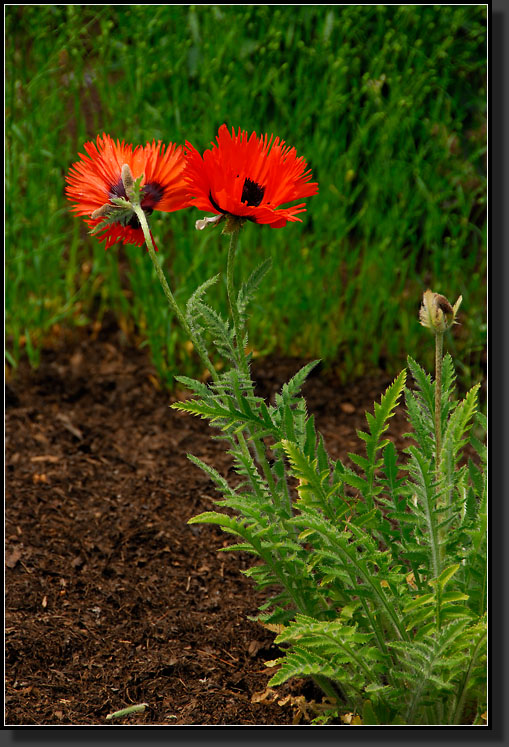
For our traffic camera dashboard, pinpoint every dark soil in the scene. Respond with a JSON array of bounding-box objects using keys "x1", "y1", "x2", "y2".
[{"x1": 5, "y1": 319, "x2": 411, "y2": 726}]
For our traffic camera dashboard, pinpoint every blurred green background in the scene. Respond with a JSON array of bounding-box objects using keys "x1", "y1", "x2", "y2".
[{"x1": 5, "y1": 5, "x2": 487, "y2": 389}]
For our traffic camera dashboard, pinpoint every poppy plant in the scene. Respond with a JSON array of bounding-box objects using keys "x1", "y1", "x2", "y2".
[
  {"x1": 65, "y1": 133, "x2": 190, "y2": 249},
  {"x1": 184, "y1": 124, "x2": 318, "y2": 229}
]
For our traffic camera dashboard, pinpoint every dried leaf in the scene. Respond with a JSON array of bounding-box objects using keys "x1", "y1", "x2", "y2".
[
  {"x1": 259, "y1": 622, "x2": 285, "y2": 634},
  {"x1": 341, "y1": 711, "x2": 364, "y2": 725},
  {"x1": 56, "y1": 413, "x2": 83, "y2": 439},
  {"x1": 5, "y1": 547, "x2": 22, "y2": 569},
  {"x1": 247, "y1": 639, "x2": 264, "y2": 656},
  {"x1": 251, "y1": 687, "x2": 276, "y2": 704},
  {"x1": 406, "y1": 571, "x2": 418, "y2": 590}
]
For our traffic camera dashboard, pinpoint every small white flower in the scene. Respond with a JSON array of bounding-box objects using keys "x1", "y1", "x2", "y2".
[{"x1": 195, "y1": 214, "x2": 224, "y2": 231}]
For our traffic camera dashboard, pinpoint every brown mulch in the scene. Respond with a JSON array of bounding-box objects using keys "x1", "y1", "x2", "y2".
[{"x1": 5, "y1": 320, "x2": 411, "y2": 726}]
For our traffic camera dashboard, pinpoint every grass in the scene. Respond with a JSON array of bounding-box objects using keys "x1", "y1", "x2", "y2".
[{"x1": 5, "y1": 5, "x2": 487, "y2": 389}]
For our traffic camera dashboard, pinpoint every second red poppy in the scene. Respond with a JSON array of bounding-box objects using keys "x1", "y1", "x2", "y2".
[{"x1": 184, "y1": 124, "x2": 318, "y2": 229}]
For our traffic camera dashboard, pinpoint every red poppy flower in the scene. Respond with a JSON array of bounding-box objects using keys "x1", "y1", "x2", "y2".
[
  {"x1": 65, "y1": 133, "x2": 190, "y2": 249},
  {"x1": 184, "y1": 124, "x2": 318, "y2": 229}
]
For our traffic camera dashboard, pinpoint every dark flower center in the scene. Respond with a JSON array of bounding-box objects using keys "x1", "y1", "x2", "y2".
[
  {"x1": 108, "y1": 179, "x2": 164, "y2": 229},
  {"x1": 208, "y1": 177, "x2": 266, "y2": 223},
  {"x1": 241, "y1": 178, "x2": 265, "y2": 207},
  {"x1": 141, "y1": 182, "x2": 165, "y2": 208}
]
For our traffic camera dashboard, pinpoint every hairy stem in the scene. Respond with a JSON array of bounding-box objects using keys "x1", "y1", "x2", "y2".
[
  {"x1": 226, "y1": 226, "x2": 249, "y2": 376},
  {"x1": 434, "y1": 330, "x2": 445, "y2": 568},
  {"x1": 224, "y1": 225, "x2": 288, "y2": 513},
  {"x1": 434, "y1": 330, "x2": 444, "y2": 477}
]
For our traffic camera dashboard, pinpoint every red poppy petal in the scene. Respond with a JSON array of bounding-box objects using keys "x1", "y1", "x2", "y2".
[{"x1": 183, "y1": 125, "x2": 318, "y2": 227}]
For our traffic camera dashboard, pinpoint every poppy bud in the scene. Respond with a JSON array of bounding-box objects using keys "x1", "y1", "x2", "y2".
[
  {"x1": 91, "y1": 203, "x2": 114, "y2": 220},
  {"x1": 121, "y1": 163, "x2": 135, "y2": 198},
  {"x1": 419, "y1": 289, "x2": 462, "y2": 333}
]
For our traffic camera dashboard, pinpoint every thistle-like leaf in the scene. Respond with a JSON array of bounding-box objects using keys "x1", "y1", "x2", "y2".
[
  {"x1": 280, "y1": 360, "x2": 321, "y2": 401},
  {"x1": 407, "y1": 356, "x2": 435, "y2": 418},
  {"x1": 237, "y1": 258, "x2": 272, "y2": 321},
  {"x1": 186, "y1": 274, "x2": 220, "y2": 320}
]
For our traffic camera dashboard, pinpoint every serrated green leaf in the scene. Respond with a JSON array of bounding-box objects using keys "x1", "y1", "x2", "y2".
[
  {"x1": 430, "y1": 563, "x2": 461, "y2": 591},
  {"x1": 186, "y1": 274, "x2": 220, "y2": 318},
  {"x1": 188, "y1": 510, "x2": 233, "y2": 526},
  {"x1": 441, "y1": 591, "x2": 470, "y2": 603},
  {"x1": 403, "y1": 593, "x2": 434, "y2": 611},
  {"x1": 237, "y1": 258, "x2": 272, "y2": 318}
]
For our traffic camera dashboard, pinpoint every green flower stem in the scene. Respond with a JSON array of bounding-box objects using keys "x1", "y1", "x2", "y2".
[
  {"x1": 224, "y1": 223, "x2": 290, "y2": 516},
  {"x1": 434, "y1": 329, "x2": 445, "y2": 569},
  {"x1": 435, "y1": 330, "x2": 444, "y2": 476},
  {"x1": 226, "y1": 225, "x2": 249, "y2": 376},
  {"x1": 132, "y1": 204, "x2": 218, "y2": 383},
  {"x1": 136, "y1": 204, "x2": 287, "y2": 522},
  {"x1": 136, "y1": 205, "x2": 283, "y2": 520}
]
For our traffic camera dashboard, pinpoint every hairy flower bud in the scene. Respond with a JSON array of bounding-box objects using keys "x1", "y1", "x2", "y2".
[
  {"x1": 91, "y1": 202, "x2": 114, "y2": 220},
  {"x1": 419, "y1": 290, "x2": 462, "y2": 333},
  {"x1": 121, "y1": 163, "x2": 135, "y2": 198}
]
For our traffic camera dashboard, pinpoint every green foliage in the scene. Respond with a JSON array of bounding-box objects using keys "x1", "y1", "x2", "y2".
[
  {"x1": 11, "y1": 3, "x2": 486, "y2": 722},
  {"x1": 6, "y1": 5, "x2": 486, "y2": 388},
  {"x1": 173, "y1": 252, "x2": 486, "y2": 724}
]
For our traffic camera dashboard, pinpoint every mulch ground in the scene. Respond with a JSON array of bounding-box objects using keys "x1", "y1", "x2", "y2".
[{"x1": 5, "y1": 319, "x2": 411, "y2": 726}]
